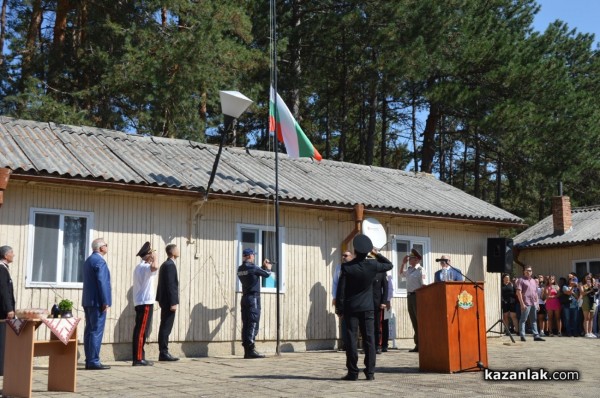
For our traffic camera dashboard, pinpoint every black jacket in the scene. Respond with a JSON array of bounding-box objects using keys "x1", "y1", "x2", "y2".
[
  {"x1": 335, "y1": 253, "x2": 393, "y2": 314},
  {"x1": 372, "y1": 271, "x2": 388, "y2": 308},
  {"x1": 156, "y1": 258, "x2": 179, "y2": 308},
  {"x1": 237, "y1": 261, "x2": 271, "y2": 295},
  {"x1": 0, "y1": 263, "x2": 15, "y2": 319}
]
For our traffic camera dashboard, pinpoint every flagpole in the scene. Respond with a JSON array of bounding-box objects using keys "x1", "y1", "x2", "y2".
[{"x1": 271, "y1": 0, "x2": 281, "y2": 356}]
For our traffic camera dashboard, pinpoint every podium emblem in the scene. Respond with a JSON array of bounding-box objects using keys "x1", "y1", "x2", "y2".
[{"x1": 457, "y1": 290, "x2": 474, "y2": 310}]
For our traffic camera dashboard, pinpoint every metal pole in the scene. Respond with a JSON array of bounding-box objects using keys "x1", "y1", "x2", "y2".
[{"x1": 271, "y1": 0, "x2": 281, "y2": 356}]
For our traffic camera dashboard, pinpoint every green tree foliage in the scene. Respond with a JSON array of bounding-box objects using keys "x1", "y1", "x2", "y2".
[{"x1": 1, "y1": 0, "x2": 599, "y2": 224}]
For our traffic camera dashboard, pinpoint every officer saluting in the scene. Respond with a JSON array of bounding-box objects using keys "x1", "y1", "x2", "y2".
[
  {"x1": 237, "y1": 248, "x2": 272, "y2": 359},
  {"x1": 336, "y1": 234, "x2": 393, "y2": 381}
]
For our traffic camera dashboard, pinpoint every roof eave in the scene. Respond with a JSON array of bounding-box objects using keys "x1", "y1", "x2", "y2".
[{"x1": 9, "y1": 173, "x2": 525, "y2": 228}]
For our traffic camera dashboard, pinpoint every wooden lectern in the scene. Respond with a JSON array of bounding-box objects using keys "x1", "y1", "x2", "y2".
[{"x1": 416, "y1": 281, "x2": 488, "y2": 373}]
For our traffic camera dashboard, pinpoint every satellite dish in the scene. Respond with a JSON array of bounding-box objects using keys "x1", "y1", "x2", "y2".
[{"x1": 361, "y1": 217, "x2": 387, "y2": 249}]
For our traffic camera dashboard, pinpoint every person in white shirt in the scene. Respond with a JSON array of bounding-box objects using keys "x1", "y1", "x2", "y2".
[
  {"x1": 132, "y1": 241, "x2": 159, "y2": 366},
  {"x1": 399, "y1": 249, "x2": 424, "y2": 352}
]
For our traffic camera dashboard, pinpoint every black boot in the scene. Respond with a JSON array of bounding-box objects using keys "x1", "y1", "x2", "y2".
[{"x1": 244, "y1": 344, "x2": 265, "y2": 359}]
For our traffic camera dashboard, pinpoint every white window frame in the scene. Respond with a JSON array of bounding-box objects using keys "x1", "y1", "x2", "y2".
[
  {"x1": 572, "y1": 258, "x2": 600, "y2": 276},
  {"x1": 26, "y1": 208, "x2": 94, "y2": 288},
  {"x1": 391, "y1": 234, "x2": 431, "y2": 297},
  {"x1": 236, "y1": 223, "x2": 286, "y2": 293}
]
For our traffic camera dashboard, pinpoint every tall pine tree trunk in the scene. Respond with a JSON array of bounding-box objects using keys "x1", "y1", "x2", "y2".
[
  {"x1": 411, "y1": 89, "x2": 418, "y2": 171},
  {"x1": 421, "y1": 101, "x2": 439, "y2": 173},
  {"x1": 21, "y1": 0, "x2": 43, "y2": 91},
  {"x1": 50, "y1": 0, "x2": 73, "y2": 86},
  {"x1": 339, "y1": 28, "x2": 348, "y2": 162},
  {"x1": 365, "y1": 60, "x2": 378, "y2": 165},
  {"x1": 325, "y1": 92, "x2": 331, "y2": 158},
  {"x1": 438, "y1": 116, "x2": 445, "y2": 181},
  {"x1": 380, "y1": 94, "x2": 388, "y2": 167},
  {"x1": 495, "y1": 153, "x2": 502, "y2": 208},
  {"x1": 0, "y1": 0, "x2": 7, "y2": 66},
  {"x1": 473, "y1": 128, "x2": 481, "y2": 198},
  {"x1": 290, "y1": 0, "x2": 302, "y2": 117}
]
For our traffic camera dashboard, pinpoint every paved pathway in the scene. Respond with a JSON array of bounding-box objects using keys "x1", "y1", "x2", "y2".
[{"x1": 2, "y1": 336, "x2": 598, "y2": 397}]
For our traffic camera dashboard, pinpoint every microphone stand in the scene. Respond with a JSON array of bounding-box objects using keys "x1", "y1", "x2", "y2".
[{"x1": 445, "y1": 264, "x2": 488, "y2": 372}]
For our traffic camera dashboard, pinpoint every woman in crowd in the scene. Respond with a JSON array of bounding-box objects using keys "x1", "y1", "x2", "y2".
[
  {"x1": 579, "y1": 274, "x2": 597, "y2": 338},
  {"x1": 537, "y1": 274, "x2": 547, "y2": 336},
  {"x1": 501, "y1": 273, "x2": 518, "y2": 335},
  {"x1": 543, "y1": 275, "x2": 561, "y2": 336},
  {"x1": 562, "y1": 276, "x2": 579, "y2": 337}
]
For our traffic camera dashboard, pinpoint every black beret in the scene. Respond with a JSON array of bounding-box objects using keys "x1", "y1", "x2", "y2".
[{"x1": 352, "y1": 234, "x2": 373, "y2": 254}]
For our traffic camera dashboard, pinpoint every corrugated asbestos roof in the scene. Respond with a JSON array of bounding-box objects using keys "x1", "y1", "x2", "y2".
[
  {"x1": 514, "y1": 206, "x2": 600, "y2": 249},
  {"x1": 0, "y1": 117, "x2": 522, "y2": 224}
]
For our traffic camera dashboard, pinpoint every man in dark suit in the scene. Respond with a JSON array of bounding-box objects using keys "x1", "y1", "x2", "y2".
[
  {"x1": 0, "y1": 245, "x2": 16, "y2": 376},
  {"x1": 335, "y1": 234, "x2": 393, "y2": 381},
  {"x1": 372, "y1": 268, "x2": 388, "y2": 354},
  {"x1": 82, "y1": 238, "x2": 112, "y2": 370},
  {"x1": 156, "y1": 243, "x2": 180, "y2": 361}
]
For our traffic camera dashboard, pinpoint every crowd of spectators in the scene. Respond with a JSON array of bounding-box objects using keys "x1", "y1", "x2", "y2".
[{"x1": 501, "y1": 271, "x2": 599, "y2": 338}]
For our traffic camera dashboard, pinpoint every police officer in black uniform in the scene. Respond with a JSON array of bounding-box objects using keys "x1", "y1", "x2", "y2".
[
  {"x1": 237, "y1": 248, "x2": 272, "y2": 359},
  {"x1": 335, "y1": 234, "x2": 393, "y2": 381}
]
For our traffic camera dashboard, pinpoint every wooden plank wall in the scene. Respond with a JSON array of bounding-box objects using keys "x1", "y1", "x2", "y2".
[
  {"x1": 0, "y1": 180, "x2": 504, "y2": 352},
  {"x1": 517, "y1": 246, "x2": 600, "y2": 278}
]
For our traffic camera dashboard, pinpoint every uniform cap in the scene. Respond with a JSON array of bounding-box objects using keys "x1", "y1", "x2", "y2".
[
  {"x1": 352, "y1": 234, "x2": 373, "y2": 254},
  {"x1": 243, "y1": 248, "x2": 255, "y2": 257},
  {"x1": 136, "y1": 241, "x2": 155, "y2": 257},
  {"x1": 409, "y1": 248, "x2": 422, "y2": 260}
]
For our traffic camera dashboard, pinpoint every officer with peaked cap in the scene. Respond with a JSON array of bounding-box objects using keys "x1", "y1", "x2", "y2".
[
  {"x1": 132, "y1": 241, "x2": 159, "y2": 366},
  {"x1": 237, "y1": 248, "x2": 272, "y2": 358},
  {"x1": 335, "y1": 234, "x2": 393, "y2": 381}
]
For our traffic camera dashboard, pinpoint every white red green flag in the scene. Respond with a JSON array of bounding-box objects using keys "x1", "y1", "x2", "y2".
[{"x1": 269, "y1": 86, "x2": 322, "y2": 161}]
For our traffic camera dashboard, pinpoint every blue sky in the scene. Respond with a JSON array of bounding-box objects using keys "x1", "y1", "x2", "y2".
[{"x1": 533, "y1": 0, "x2": 600, "y2": 45}]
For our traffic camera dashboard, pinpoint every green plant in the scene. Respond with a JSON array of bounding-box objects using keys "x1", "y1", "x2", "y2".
[{"x1": 58, "y1": 299, "x2": 73, "y2": 312}]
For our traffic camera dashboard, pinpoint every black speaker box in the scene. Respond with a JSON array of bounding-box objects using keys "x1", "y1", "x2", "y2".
[{"x1": 486, "y1": 238, "x2": 513, "y2": 274}]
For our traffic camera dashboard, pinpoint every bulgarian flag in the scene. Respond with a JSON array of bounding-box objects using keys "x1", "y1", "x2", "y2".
[{"x1": 269, "y1": 86, "x2": 322, "y2": 161}]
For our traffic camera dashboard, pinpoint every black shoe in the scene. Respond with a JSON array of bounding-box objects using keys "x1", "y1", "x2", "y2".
[
  {"x1": 520, "y1": 336, "x2": 526, "y2": 342},
  {"x1": 341, "y1": 373, "x2": 358, "y2": 381},
  {"x1": 244, "y1": 349, "x2": 265, "y2": 359},
  {"x1": 159, "y1": 353, "x2": 179, "y2": 361},
  {"x1": 376, "y1": 348, "x2": 382, "y2": 354},
  {"x1": 85, "y1": 363, "x2": 111, "y2": 370},
  {"x1": 408, "y1": 346, "x2": 418, "y2": 353},
  {"x1": 381, "y1": 347, "x2": 388, "y2": 352},
  {"x1": 534, "y1": 336, "x2": 545, "y2": 341},
  {"x1": 363, "y1": 370, "x2": 374, "y2": 380},
  {"x1": 132, "y1": 359, "x2": 154, "y2": 366}
]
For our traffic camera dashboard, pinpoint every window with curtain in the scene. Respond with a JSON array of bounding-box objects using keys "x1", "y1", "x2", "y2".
[
  {"x1": 28, "y1": 208, "x2": 93, "y2": 287},
  {"x1": 237, "y1": 224, "x2": 285, "y2": 292}
]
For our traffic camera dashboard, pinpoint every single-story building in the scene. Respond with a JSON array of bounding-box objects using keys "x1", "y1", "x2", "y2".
[
  {"x1": 0, "y1": 116, "x2": 524, "y2": 361},
  {"x1": 513, "y1": 196, "x2": 600, "y2": 278}
]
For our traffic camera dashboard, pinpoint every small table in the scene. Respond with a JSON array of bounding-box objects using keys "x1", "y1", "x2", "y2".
[{"x1": 2, "y1": 318, "x2": 78, "y2": 398}]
